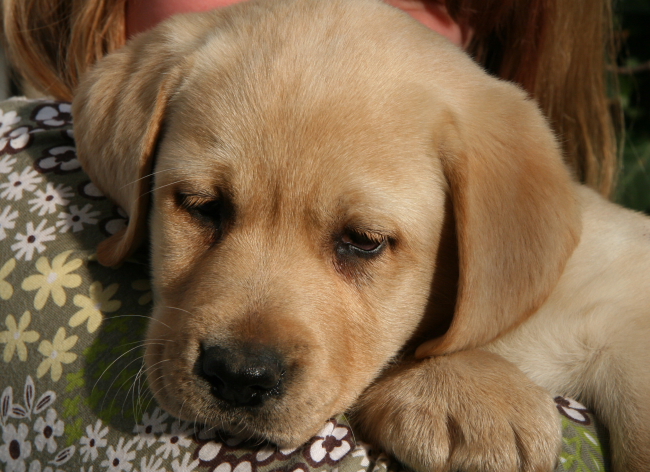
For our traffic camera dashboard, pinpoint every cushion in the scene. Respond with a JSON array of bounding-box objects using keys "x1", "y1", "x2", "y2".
[{"x1": 0, "y1": 98, "x2": 608, "y2": 472}]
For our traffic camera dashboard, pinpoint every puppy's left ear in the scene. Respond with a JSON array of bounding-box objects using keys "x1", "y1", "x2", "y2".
[
  {"x1": 416, "y1": 80, "x2": 582, "y2": 357},
  {"x1": 72, "y1": 14, "x2": 212, "y2": 266}
]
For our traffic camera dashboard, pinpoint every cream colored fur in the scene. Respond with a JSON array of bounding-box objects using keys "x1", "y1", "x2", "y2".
[{"x1": 71, "y1": 1, "x2": 650, "y2": 471}]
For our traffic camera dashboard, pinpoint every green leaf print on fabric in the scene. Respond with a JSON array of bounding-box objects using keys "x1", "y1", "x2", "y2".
[{"x1": 556, "y1": 397, "x2": 609, "y2": 472}]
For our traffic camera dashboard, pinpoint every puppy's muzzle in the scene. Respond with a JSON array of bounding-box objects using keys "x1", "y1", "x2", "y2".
[{"x1": 200, "y1": 343, "x2": 286, "y2": 407}]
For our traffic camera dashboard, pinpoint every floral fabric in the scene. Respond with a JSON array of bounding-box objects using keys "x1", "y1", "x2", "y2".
[{"x1": 0, "y1": 98, "x2": 607, "y2": 472}]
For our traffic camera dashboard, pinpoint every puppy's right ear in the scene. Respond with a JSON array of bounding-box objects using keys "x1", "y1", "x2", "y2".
[
  {"x1": 416, "y1": 78, "x2": 581, "y2": 357},
  {"x1": 72, "y1": 14, "x2": 215, "y2": 266}
]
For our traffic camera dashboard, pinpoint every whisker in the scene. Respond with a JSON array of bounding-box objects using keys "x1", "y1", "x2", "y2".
[
  {"x1": 119, "y1": 167, "x2": 186, "y2": 191},
  {"x1": 134, "y1": 358, "x2": 172, "y2": 419},
  {"x1": 165, "y1": 306, "x2": 197, "y2": 317},
  {"x1": 130, "y1": 364, "x2": 146, "y2": 419},
  {"x1": 106, "y1": 314, "x2": 173, "y2": 331},
  {"x1": 120, "y1": 358, "x2": 147, "y2": 415},
  {"x1": 101, "y1": 345, "x2": 166, "y2": 413},
  {"x1": 178, "y1": 399, "x2": 189, "y2": 427},
  {"x1": 346, "y1": 416, "x2": 358, "y2": 446},
  {"x1": 117, "y1": 338, "x2": 169, "y2": 349},
  {"x1": 143, "y1": 373, "x2": 168, "y2": 413},
  {"x1": 143, "y1": 179, "x2": 192, "y2": 197},
  {"x1": 91, "y1": 342, "x2": 166, "y2": 399}
]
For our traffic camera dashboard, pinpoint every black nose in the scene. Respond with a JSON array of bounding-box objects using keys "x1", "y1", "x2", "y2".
[{"x1": 200, "y1": 344, "x2": 285, "y2": 407}]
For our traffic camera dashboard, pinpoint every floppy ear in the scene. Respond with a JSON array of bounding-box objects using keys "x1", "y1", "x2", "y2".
[
  {"x1": 72, "y1": 13, "x2": 217, "y2": 266},
  {"x1": 416, "y1": 80, "x2": 581, "y2": 357}
]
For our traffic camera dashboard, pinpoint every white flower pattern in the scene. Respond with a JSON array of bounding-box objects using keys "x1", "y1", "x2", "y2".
[
  {"x1": 28, "y1": 184, "x2": 73, "y2": 216},
  {"x1": 11, "y1": 219, "x2": 56, "y2": 261},
  {"x1": 170, "y1": 452, "x2": 200, "y2": 472},
  {"x1": 0, "y1": 205, "x2": 19, "y2": 240},
  {"x1": 101, "y1": 438, "x2": 136, "y2": 472},
  {"x1": 79, "y1": 420, "x2": 109, "y2": 463},
  {"x1": 56, "y1": 204, "x2": 100, "y2": 233},
  {"x1": 0, "y1": 167, "x2": 42, "y2": 201},
  {"x1": 0, "y1": 423, "x2": 33, "y2": 472},
  {"x1": 0, "y1": 109, "x2": 21, "y2": 136},
  {"x1": 33, "y1": 409, "x2": 64, "y2": 453},
  {"x1": 133, "y1": 409, "x2": 168, "y2": 450},
  {"x1": 136, "y1": 455, "x2": 165, "y2": 472},
  {"x1": 155, "y1": 422, "x2": 192, "y2": 460},
  {"x1": 0, "y1": 155, "x2": 18, "y2": 174}
]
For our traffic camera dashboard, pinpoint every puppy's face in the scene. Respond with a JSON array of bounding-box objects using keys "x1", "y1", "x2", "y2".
[
  {"x1": 145, "y1": 58, "x2": 448, "y2": 444},
  {"x1": 73, "y1": 0, "x2": 579, "y2": 449}
]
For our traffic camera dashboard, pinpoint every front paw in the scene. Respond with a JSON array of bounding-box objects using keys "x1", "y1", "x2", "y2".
[{"x1": 350, "y1": 350, "x2": 561, "y2": 472}]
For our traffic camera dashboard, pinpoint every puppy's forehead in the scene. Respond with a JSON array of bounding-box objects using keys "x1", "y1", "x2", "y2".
[
  {"x1": 161, "y1": 77, "x2": 443, "y2": 222},
  {"x1": 156, "y1": 0, "x2": 453, "y2": 225}
]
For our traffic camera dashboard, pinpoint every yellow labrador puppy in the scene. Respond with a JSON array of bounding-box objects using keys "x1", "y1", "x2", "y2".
[{"x1": 72, "y1": 0, "x2": 650, "y2": 470}]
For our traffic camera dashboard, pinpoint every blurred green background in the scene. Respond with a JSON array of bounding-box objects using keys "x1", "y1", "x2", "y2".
[{"x1": 616, "y1": 0, "x2": 650, "y2": 212}]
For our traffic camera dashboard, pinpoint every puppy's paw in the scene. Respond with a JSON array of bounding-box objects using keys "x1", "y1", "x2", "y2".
[{"x1": 351, "y1": 350, "x2": 561, "y2": 472}]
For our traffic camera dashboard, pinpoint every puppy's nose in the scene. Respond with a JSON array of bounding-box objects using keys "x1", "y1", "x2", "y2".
[{"x1": 201, "y1": 344, "x2": 284, "y2": 407}]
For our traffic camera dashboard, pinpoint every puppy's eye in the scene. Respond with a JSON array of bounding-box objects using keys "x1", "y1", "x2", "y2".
[
  {"x1": 177, "y1": 193, "x2": 227, "y2": 231},
  {"x1": 338, "y1": 230, "x2": 386, "y2": 258},
  {"x1": 191, "y1": 200, "x2": 222, "y2": 221}
]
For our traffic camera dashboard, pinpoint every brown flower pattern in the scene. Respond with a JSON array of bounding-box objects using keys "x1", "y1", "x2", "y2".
[
  {"x1": 555, "y1": 396, "x2": 592, "y2": 425},
  {"x1": 34, "y1": 145, "x2": 80, "y2": 174},
  {"x1": 31, "y1": 103, "x2": 73, "y2": 129},
  {"x1": 0, "y1": 126, "x2": 33, "y2": 155},
  {"x1": 99, "y1": 206, "x2": 128, "y2": 237},
  {"x1": 303, "y1": 420, "x2": 354, "y2": 467},
  {"x1": 78, "y1": 180, "x2": 106, "y2": 200}
]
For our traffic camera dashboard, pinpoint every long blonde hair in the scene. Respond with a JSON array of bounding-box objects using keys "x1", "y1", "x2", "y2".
[
  {"x1": 447, "y1": 0, "x2": 618, "y2": 196},
  {"x1": 2, "y1": 0, "x2": 126, "y2": 102},
  {"x1": 2, "y1": 0, "x2": 618, "y2": 196}
]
